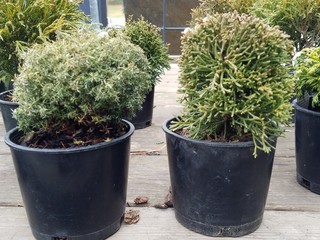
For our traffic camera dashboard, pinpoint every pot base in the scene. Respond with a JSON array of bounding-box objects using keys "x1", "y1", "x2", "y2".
[
  {"x1": 297, "y1": 173, "x2": 320, "y2": 195},
  {"x1": 175, "y1": 210, "x2": 262, "y2": 237},
  {"x1": 31, "y1": 217, "x2": 122, "y2": 240},
  {"x1": 132, "y1": 120, "x2": 152, "y2": 129},
  {"x1": 129, "y1": 87, "x2": 155, "y2": 130}
]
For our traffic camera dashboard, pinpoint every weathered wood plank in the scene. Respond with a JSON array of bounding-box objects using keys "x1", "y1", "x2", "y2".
[
  {"x1": 0, "y1": 154, "x2": 23, "y2": 205},
  {"x1": 1, "y1": 207, "x2": 320, "y2": 240},
  {"x1": 113, "y1": 208, "x2": 320, "y2": 240},
  {"x1": 127, "y1": 155, "x2": 170, "y2": 206}
]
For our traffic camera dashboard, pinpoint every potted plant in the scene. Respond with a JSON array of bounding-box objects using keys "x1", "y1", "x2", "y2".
[
  {"x1": 5, "y1": 28, "x2": 152, "y2": 239},
  {"x1": 0, "y1": 0, "x2": 86, "y2": 131},
  {"x1": 162, "y1": 12, "x2": 294, "y2": 237},
  {"x1": 251, "y1": 0, "x2": 320, "y2": 52},
  {"x1": 110, "y1": 17, "x2": 170, "y2": 128},
  {"x1": 293, "y1": 47, "x2": 320, "y2": 194}
]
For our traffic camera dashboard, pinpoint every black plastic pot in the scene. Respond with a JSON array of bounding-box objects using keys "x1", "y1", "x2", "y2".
[
  {"x1": 0, "y1": 90, "x2": 19, "y2": 131},
  {"x1": 0, "y1": 82, "x2": 5, "y2": 93},
  {"x1": 129, "y1": 86, "x2": 155, "y2": 129},
  {"x1": 294, "y1": 99, "x2": 320, "y2": 194},
  {"x1": 163, "y1": 117, "x2": 276, "y2": 237},
  {"x1": 5, "y1": 120, "x2": 134, "y2": 240}
]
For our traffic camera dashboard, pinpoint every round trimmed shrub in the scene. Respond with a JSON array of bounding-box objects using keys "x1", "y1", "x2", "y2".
[
  {"x1": 13, "y1": 28, "x2": 152, "y2": 133},
  {"x1": 172, "y1": 12, "x2": 294, "y2": 156},
  {"x1": 109, "y1": 17, "x2": 170, "y2": 85}
]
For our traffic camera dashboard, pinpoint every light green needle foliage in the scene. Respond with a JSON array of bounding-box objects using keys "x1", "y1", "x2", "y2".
[
  {"x1": 252, "y1": 0, "x2": 320, "y2": 51},
  {"x1": 294, "y1": 47, "x2": 320, "y2": 108},
  {"x1": 0, "y1": 0, "x2": 87, "y2": 86},
  {"x1": 13, "y1": 28, "x2": 152, "y2": 133},
  {"x1": 172, "y1": 12, "x2": 294, "y2": 156},
  {"x1": 109, "y1": 17, "x2": 170, "y2": 85},
  {"x1": 191, "y1": 0, "x2": 256, "y2": 23}
]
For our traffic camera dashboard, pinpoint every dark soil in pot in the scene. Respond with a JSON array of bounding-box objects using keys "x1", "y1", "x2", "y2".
[{"x1": 20, "y1": 119, "x2": 129, "y2": 149}]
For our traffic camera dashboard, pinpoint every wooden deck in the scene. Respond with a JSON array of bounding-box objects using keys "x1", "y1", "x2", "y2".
[{"x1": 1, "y1": 64, "x2": 320, "y2": 239}]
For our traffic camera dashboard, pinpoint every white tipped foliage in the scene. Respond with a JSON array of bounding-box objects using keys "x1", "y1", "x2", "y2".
[{"x1": 13, "y1": 29, "x2": 152, "y2": 132}]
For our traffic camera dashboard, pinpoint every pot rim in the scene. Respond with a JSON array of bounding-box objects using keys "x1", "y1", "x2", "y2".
[
  {"x1": 5, "y1": 119, "x2": 135, "y2": 154},
  {"x1": 162, "y1": 117, "x2": 257, "y2": 148},
  {"x1": 293, "y1": 98, "x2": 320, "y2": 117},
  {"x1": 0, "y1": 90, "x2": 18, "y2": 106}
]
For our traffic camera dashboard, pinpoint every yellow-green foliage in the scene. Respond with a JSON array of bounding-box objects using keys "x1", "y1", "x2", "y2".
[
  {"x1": 13, "y1": 28, "x2": 152, "y2": 133},
  {"x1": 294, "y1": 47, "x2": 320, "y2": 109},
  {"x1": 0, "y1": 0, "x2": 87, "y2": 86},
  {"x1": 172, "y1": 12, "x2": 294, "y2": 156},
  {"x1": 191, "y1": 0, "x2": 255, "y2": 23},
  {"x1": 252, "y1": 0, "x2": 320, "y2": 51},
  {"x1": 109, "y1": 17, "x2": 170, "y2": 85}
]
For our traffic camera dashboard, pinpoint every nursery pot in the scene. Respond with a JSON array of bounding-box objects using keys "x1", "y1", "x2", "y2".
[
  {"x1": 294, "y1": 99, "x2": 320, "y2": 194},
  {"x1": 0, "y1": 90, "x2": 18, "y2": 131},
  {"x1": 163, "y1": 117, "x2": 276, "y2": 237},
  {"x1": 129, "y1": 86, "x2": 155, "y2": 129},
  {"x1": 5, "y1": 120, "x2": 134, "y2": 240}
]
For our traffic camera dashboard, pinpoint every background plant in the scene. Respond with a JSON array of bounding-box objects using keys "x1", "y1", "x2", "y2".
[
  {"x1": 191, "y1": 0, "x2": 256, "y2": 23},
  {"x1": 108, "y1": 0, "x2": 123, "y2": 5},
  {"x1": 109, "y1": 17, "x2": 170, "y2": 86},
  {"x1": 0, "y1": 0, "x2": 87, "y2": 86},
  {"x1": 171, "y1": 12, "x2": 294, "y2": 156},
  {"x1": 13, "y1": 28, "x2": 152, "y2": 134},
  {"x1": 251, "y1": 0, "x2": 320, "y2": 51},
  {"x1": 294, "y1": 47, "x2": 320, "y2": 109}
]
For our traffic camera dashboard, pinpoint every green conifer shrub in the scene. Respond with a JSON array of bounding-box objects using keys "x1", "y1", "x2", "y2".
[
  {"x1": 252, "y1": 0, "x2": 320, "y2": 51},
  {"x1": 191, "y1": 0, "x2": 255, "y2": 23},
  {"x1": 171, "y1": 12, "x2": 294, "y2": 156},
  {"x1": 0, "y1": 0, "x2": 87, "y2": 86},
  {"x1": 109, "y1": 17, "x2": 170, "y2": 86},
  {"x1": 294, "y1": 47, "x2": 320, "y2": 109},
  {"x1": 13, "y1": 28, "x2": 151, "y2": 138}
]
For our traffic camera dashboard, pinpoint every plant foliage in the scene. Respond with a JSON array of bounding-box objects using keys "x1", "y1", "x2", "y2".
[
  {"x1": 171, "y1": 12, "x2": 294, "y2": 156},
  {"x1": 108, "y1": 0, "x2": 123, "y2": 5},
  {"x1": 251, "y1": 0, "x2": 320, "y2": 51},
  {"x1": 294, "y1": 47, "x2": 320, "y2": 109},
  {"x1": 191, "y1": 0, "x2": 256, "y2": 23},
  {"x1": 0, "y1": 0, "x2": 87, "y2": 86},
  {"x1": 13, "y1": 28, "x2": 152, "y2": 134},
  {"x1": 109, "y1": 16, "x2": 170, "y2": 85}
]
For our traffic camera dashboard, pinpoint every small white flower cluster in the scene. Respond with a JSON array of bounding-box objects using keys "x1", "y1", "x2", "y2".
[
  {"x1": 183, "y1": 27, "x2": 192, "y2": 35},
  {"x1": 183, "y1": 16, "x2": 211, "y2": 35}
]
